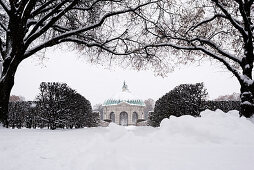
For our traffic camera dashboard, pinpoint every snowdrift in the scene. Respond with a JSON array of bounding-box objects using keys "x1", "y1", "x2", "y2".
[
  {"x1": 159, "y1": 109, "x2": 254, "y2": 145},
  {"x1": 0, "y1": 109, "x2": 253, "y2": 170}
]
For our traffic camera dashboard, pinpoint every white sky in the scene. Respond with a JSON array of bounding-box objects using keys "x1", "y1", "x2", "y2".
[{"x1": 11, "y1": 47, "x2": 240, "y2": 106}]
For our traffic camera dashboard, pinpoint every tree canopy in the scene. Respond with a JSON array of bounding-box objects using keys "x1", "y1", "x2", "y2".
[
  {"x1": 0, "y1": 0, "x2": 157, "y2": 126},
  {"x1": 134, "y1": 0, "x2": 254, "y2": 117}
]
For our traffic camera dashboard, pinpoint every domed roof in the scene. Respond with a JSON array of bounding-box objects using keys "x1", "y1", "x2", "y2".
[{"x1": 103, "y1": 82, "x2": 145, "y2": 106}]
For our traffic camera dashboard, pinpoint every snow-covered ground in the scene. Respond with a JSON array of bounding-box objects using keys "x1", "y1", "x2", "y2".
[{"x1": 1, "y1": 110, "x2": 254, "y2": 170}]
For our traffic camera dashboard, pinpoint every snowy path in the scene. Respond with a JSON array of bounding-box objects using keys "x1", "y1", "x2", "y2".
[{"x1": 0, "y1": 110, "x2": 254, "y2": 170}]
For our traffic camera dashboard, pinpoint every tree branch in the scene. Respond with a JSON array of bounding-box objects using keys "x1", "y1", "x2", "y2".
[
  {"x1": 0, "y1": 37, "x2": 5, "y2": 59},
  {"x1": 59, "y1": 37, "x2": 133, "y2": 55},
  {"x1": 197, "y1": 45, "x2": 242, "y2": 84},
  {"x1": 191, "y1": 37, "x2": 241, "y2": 63},
  {"x1": 17, "y1": 0, "x2": 30, "y2": 14},
  {"x1": 211, "y1": 0, "x2": 247, "y2": 38},
  {"x1": 0, "y1": 0, "x2": 10, "y2": 15},
  {"x1": 0, "y1": 21, "x2": 7, "y2": 31},
  {"x1": 20, "y1": 0, "x2": 37, "y2": 22},
  {"x1": 24, "y1": 0, "x2": 71, "y2": 43},
  {"x1": 235, "y1": 0, "x2": 252, "y2": 36},
  {"x1": 187, "y1": 14, "x2": 226, "y2": 33},
  {"x1": 71, "y1": 0, "x2": 103, "y2": 11},
  {"x1": 24, "y1": 1, "x2": 157, "y2": 58},
  {"x1": 30, "y1": 0, "x2": 56, "y2": 17},
  {"x1": 145, "y1": 42, "x2": 242, "y2": 83}
]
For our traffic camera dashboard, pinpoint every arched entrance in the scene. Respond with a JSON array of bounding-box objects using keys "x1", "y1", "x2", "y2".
[
  {"x1": 132, "y1": 112, "x2": 138, "y2": 124},
  {"x1": 110, "y1": 112, "x2": 115, "y2": 123},
  {"x1": 120, "y1": 112, "x2": 128, "y2": 126}
]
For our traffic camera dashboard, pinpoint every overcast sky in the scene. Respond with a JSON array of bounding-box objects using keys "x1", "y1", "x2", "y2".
[{"x1": 11, "y1": 47, "x2": 240, "y2": 106}]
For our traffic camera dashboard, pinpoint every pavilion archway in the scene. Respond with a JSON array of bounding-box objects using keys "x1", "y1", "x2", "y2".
[
  {"x1": 120, "y1": 112, "x2": 128, "y2": 126},
  {"x1": 110, "y1": 112, "x2": 115, "y2": 123},
  {"x1": 132, "y1": 112, "x2": 138, "y2": 124}
]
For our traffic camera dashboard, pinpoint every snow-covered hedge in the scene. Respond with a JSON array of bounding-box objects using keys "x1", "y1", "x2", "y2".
[
  {"x1": 149, "y1": 83, "x2": 241, "y2": 127},
  {"x1": 8, "y1": 82, "x2": 99, "y2": 129},
  {"x1": 202, "y1": 100, "x2": 240, "y2": 112},
  {"x1": 149, "y1": 83, "x2": 207, "y2": 127}
]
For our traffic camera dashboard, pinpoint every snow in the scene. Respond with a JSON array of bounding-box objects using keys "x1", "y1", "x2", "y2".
[
  {"x1": 30, "y1": 102, "x2": 37, "y2": 108},
  {"x1": 112, "y1": 90, "x2": 138, "y2": 101},
  {"x1": 241, "y1": 101, "x2": 253, "y2": 105},
  {"x1": 104, "y1": 88, "x2": 145, "y2": 106},
  {"x1": 245, "y1": 64, "x2": 250, "y2": 69},
  {"x1": 1, "y1": 109, "x2": 254, "y2": 170},
  {"x1": 240, "y1": 74, "x2": 254, "y2": 86}
]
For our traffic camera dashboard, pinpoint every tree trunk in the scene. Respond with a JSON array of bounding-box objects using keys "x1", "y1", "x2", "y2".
[
  {"x1": 240, "y1": 83, "x2": 254, "y2": 118},
  {"x1": 0, "y1": 57, "x2": 21, "y2": 127},
  {"x1": 240, "y1": 34, "x2": 254, "y2": 118},
  {"x1": 0, "y1": 76, "x2": 15, "y2": 127}
]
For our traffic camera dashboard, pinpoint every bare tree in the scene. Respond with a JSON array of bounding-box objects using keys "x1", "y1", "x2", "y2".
[
  {"x1": 0, "y1": 0, "x2": 157, "y2": 126},
  {"x1": 134, "y1": 0, "x2": 254, "y2": 117}
]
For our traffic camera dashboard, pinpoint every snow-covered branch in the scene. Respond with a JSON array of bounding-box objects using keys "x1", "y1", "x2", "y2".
[
  {"x1": 145, "y1": 43, "x2": 197, "y2": 51},
  {"x1": 212, "y1": 0, "x2": 247, "y2": 37},
  {"x1": 0, "y1": 0, "x2": 10, "y2": 15},
  {"x1": 234, "y1": 0, "x2": 252, "y2": 37},
  {"x1": 30, "y1": 0, "x2": 56, "y2": 17},
  {"x1": 0, "y1": 21, "x2": 7, "y2": 31},
  {"x1": 0, "y1": 38, "x2": 5, "y2": 58},
  {"x1": 59, "y1": 37, "x2": 134, "y2": 56},
  {"x1": 71, "y1": 0, "x2": 104, "y2": 11},
  {"x1": 19, "y1": 1, "x2": 37, "y2": 22},
  {"x1": 191, "y1": 37, "x2": 241, "y2": 63},
  {"x1": 24, "y1": 1, "x2": 157, "y2": 58},
  {"x1": 24, "y1": 0, "x2": 74, "y2": 44},
  {"x1": 196, "y1": 45, "x2": 242, "y2": 83},
  {"x1": 187, "y1": 14, "x2": 226, "y2": 33},
  {"x1": 144, "y1": 42, "x2": 242, "y2": 83}
]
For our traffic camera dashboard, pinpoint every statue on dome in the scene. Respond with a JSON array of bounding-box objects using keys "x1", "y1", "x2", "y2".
[{"x1": 122, "y1": 81, "x2": 129, "y2": 92}]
